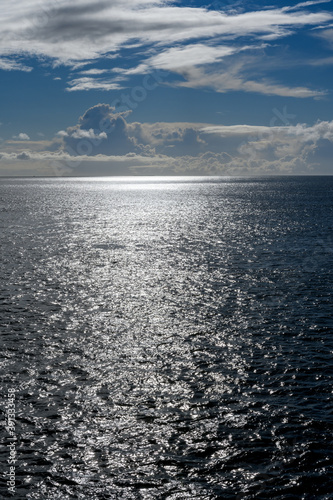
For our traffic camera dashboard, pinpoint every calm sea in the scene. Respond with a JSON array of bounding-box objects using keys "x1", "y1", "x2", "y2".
[{"x1": 1, "y1": 176, "x2": 333, "y2": 499}]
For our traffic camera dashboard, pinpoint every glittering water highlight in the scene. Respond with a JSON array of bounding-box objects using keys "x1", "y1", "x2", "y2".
[{"x1": 1, "y1": 176, "x2": 333, "y2": 499}]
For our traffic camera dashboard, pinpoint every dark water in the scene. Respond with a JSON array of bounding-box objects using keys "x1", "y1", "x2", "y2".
[{"x1": 1, "y1": 176, "x2": 333, "y2": 499}]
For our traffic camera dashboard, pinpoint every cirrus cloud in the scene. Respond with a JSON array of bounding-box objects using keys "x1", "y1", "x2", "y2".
[{"x1": 0, "y1": 0, "x2": 331, "y2": 66}]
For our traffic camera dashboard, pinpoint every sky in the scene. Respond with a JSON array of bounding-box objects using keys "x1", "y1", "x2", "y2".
[{"x1": 0, "y1": 0, "x2": 333, "y2": 176}]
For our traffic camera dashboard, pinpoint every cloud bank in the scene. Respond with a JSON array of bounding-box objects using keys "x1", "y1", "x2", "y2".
[{"x1": 1, "y1": 104, "x2": 333, "y2": 176}]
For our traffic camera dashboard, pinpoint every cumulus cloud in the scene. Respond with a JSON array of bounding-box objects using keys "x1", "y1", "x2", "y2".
[
  {"x1": 2, "y1": 104, "x2": 333, "y2": 176},
  {"x1": 55, "y1": 106, "x2": 333, "y2": 174},
  {"x1": 59, "y1": 104, "x2": 144, "y2": 156},
  {"x1": 71, "y1": 129, "x2": 107, "y2": 140},
  {"x1": 12, "y1": 132, "x2": 30, "y2": 140}
]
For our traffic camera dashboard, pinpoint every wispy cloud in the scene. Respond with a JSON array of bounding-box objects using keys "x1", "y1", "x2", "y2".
[
  {"x1": 119, "y1": 44, "x2": 238, "y2": 74},
  {"x1": 0, "y1": 58, "x2": 32, "y2": 72},
  {"x1": 309, "y1": 55, "x2": 333, "y2": 65},
  {"x1": 0, "y1": 1, "x2": 331, "y2": 66},
  {"x1": 313, "y1": 27, "x2": 333, "y2": 46},
  {"x1": 0, "y1": 1, "x2": 331, "y2": 99},
  {"x1": 176, "y1": 64, "x2": 326, "y2": 98},
  {"x1": 119, "y1": 46, "x2": 326, "y2": 98},
  {"x1": 66, "y1": 77, "x2": 124, "y2": 92},
  {"x1": 201, "y1": 121, "x2": 333, "y2": 142},
  {"x1": 284, "y1": 0, "x2": 332, "y2": 11},
  {"x1": 78, "y1": 68, "x2": 110, "y2": 75}
]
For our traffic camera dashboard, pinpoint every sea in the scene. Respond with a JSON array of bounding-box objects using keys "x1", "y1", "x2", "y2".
[{"x1": 0, "y1": 176, "x2": 332, "y2": 499}]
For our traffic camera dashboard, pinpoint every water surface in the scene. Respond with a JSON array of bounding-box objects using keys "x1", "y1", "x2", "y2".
[{"x1": 1, "y1": 176, "x2": 333, "y2": 499}]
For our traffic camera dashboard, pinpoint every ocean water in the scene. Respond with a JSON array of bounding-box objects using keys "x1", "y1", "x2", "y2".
[{"x1": 0, "y1": 176, "x2": 332, "y2": 499}]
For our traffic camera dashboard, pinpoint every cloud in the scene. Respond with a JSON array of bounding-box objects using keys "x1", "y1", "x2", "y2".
[
  {"x1": 309, "y1": 56, "x2": 333, "y2": 65},
  {"x1": 200, "y1": 122, "x2": 333, "y2": 141},
  {"x1": 66, "y1": 77, "x2": 124, "y2": 91},
  {"x1": 0, "y1": 58, "x2": 32, "y2": 72},
  {"x1": 12, "y1": 132, "x2": 30, "y2": 140},
  {"x1": 124, "y1": 44, "x2": 237, "y2": 74},
  {"x1": 2, "y1": 104, "x2": 333, "y2": 176},
  {"x1": 201, "y1": 125, "x2": 284, "y2": 136},
  {"x1": 79, "y1": 68, "x2": 110, "y2": 75},
  {"x1": 283, "y1": 0, "x2": 333, "y2": 11},
  {"x1": 60, "y1": 103, "x2": 145, "y2": 156},
  {"x1": 0, "y1": 1, "x2": 330, "y2": 100},
  {"x1": 173, "y1": 56, "x2": 326, "y2": 98},
  {"x1": 0, "y1": 1, "x2": 331, "y2": 67},
  {"x1": 289, "y1": 120, "x2": 333, "y2": 141},
  {"x1": 117, "y1": 43, "x2": 326, "y2": 98},
  {"x1": 0, "y1": 149, "x2": 159, "y2": 163},
  {"x1": 71, "y1": 129, "x2": 107, "y2": 140},
  {"x1": 313, "y1": 27, "x2": 333, "y2": 47},
  {"x1": 150, "y1": 127, "x2": 207, "y2": 157},
  {"x1": 201, "y1": 120, "x2": 333, "y2": 156},
  {"x1": 57, "y1": 106, "x2": 333, "y2": 172}
]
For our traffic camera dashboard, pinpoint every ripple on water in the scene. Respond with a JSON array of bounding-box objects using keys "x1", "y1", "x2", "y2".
[{"x1": 0, "y1": 177, "x2": 333, "y2": 499}]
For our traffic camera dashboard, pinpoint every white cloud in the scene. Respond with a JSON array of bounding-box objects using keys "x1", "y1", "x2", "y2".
[
  {"x1": 71, "y1": 128, "x2": 107, "y2": 140},
  {"x1": 289, "y1": 120, "x2": 333, "y2": 141},
  {"x1": 284, "y1": 0, "x2": 332, "y2": 11},
  {"x1": 0, "y1": 0, "x2": 330, "y2": 99},
  {"x1": 79, "y1": 68, "x2": 110, "y2": 75},
  {"x1": 201, "y1": 120, "x2": 333, "y2": 144},
  {"x1": 134, "y1": 44, "x2": 237, "y2": 72},
  {"x1": 313, "y1": 27, "x2": 333, "y2": 47},
  {"x1": 174, "y1": 58, "x2": 326, "y2": 98},
  {"x1": 66, "y1": 77, "x2": 124, "y2": 91},
  {"x1": 0, "y1": 150, "x2": 161, "y2": 163},
  {"x1": 201, "y1": 125, "x2": 285, "y2": 136},
  {"x1": 56, "y1": 130, "x2": 68, "y2": 137},
  {"x1": 0, "y1": 1, "x2": 331, "y2": 66},
  {"x1": 2, "y1": 105, "x2": 333, "y2": 175},
  {"x1": 12, "y1": 132, "x2": 30, "y2": 140},
  {"x1": 115, "y1": 45, "x2": 326, "y2": 98},
  {"x1": 0, "y1": 58, "x2": 32, "y2": 72}
]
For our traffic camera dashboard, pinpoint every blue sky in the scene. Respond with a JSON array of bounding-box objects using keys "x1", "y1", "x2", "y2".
[{"x1": 0, "y1": 0, "x2": 333, "y2": 175}]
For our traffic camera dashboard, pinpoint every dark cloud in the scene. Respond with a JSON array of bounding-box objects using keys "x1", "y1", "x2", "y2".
[
  {"x1": 62, "y1": 104, "x2": 142, "y2": 156},
  {"x1": 29, "y1": 105, "x2": 332, "y2": 176},
  {"x1": 157, "y1": 128, "x2": 207, "y2": 156},
  {"x1": 60, "y1": 104, "x2": 212, "y2": 158}
]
